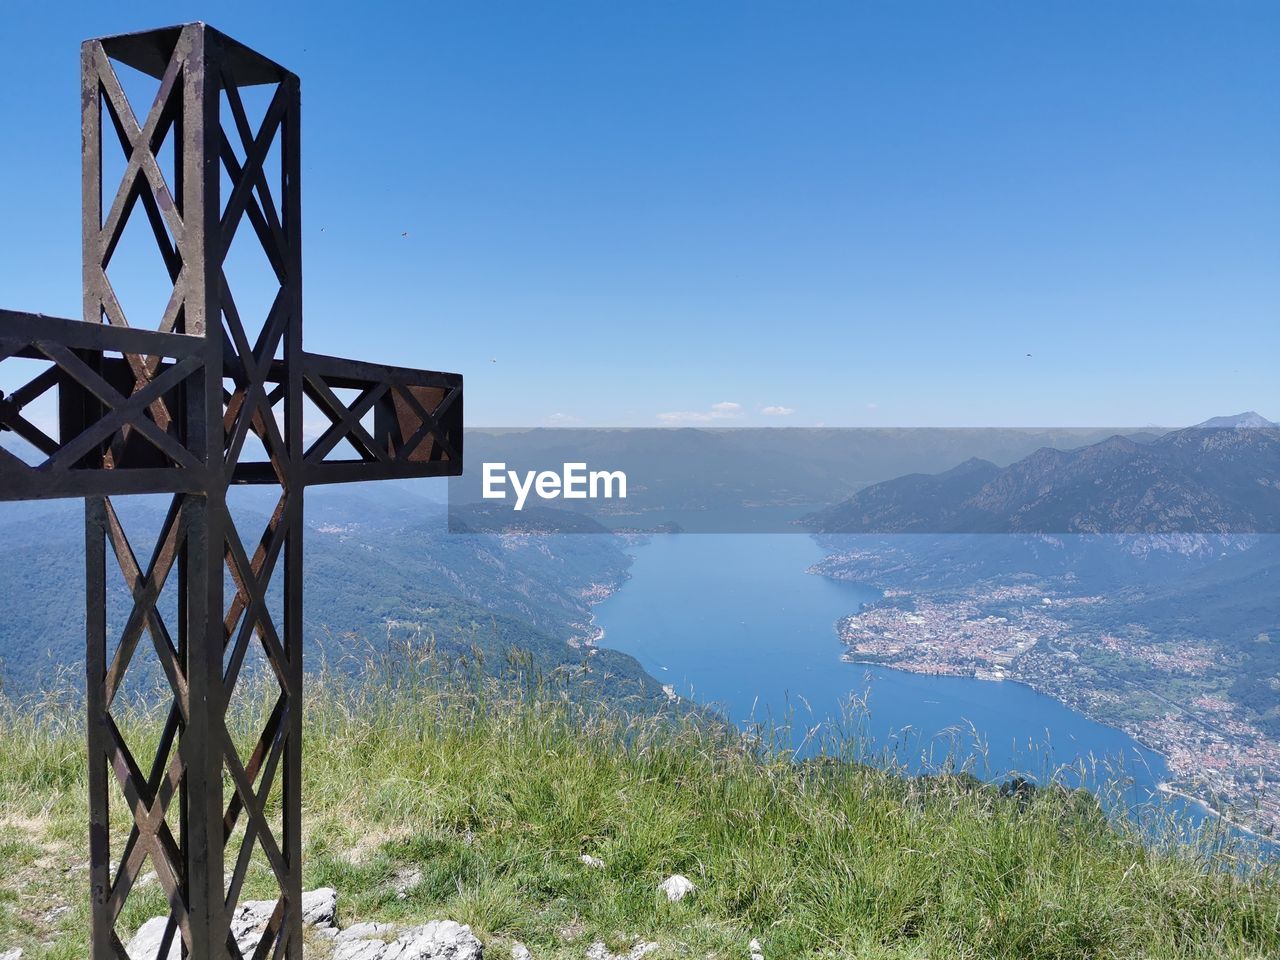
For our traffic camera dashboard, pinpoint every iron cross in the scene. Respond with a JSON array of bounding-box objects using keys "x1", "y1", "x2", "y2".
[{"x1": 0, "y1": 24, "x2": 463, "y2": 959}]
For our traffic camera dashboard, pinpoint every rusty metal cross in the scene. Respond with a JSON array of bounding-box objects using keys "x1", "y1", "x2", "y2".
[{"x1": 0, "y1": 24, "x2": 462, "y2": 959}]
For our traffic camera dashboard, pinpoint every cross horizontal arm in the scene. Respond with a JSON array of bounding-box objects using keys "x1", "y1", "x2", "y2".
[
  {"x1": 1, "y1": 310, "x2": 203, "y2": 358},
  {"x1": 223, "y1": 351, "x2": 463, "y2": 485},
  {"x1": 0, "y1": 311, "x2": 463, "y2": 499},
  {"x1": 0, "y1": 310, "x2": 207, "y2": 501},
  {"x1": 285, "y1": 352, "x2": 462, "y2": 487}
]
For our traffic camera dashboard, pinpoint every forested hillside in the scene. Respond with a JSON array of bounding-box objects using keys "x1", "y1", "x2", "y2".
[{"x1": 0, "y1": 484, "x2": 665, "y2": 707}]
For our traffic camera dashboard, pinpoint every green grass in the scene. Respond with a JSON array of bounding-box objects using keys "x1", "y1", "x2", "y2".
[{"x1": 1, "y1": 659, "x2": 1278, "y2": 960}]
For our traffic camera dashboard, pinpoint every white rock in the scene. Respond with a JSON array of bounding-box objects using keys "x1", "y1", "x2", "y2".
[
  {"x1": 335, "y1": 922, "x2": 484, "y2": 960},
  {"x1": 335, "y1": 940, "x2": 390, "y2": 960},
  {"x1": 231, "y1": 900, "x2": 274, "y2": 946},
  {"x1": 388, "y1": 920, "x2": 483, "y2": 960},
  {"x1": 301, "y1": 887, "x2": 339, "y2": 926},
  {"x1": 334, "y1": 938, "x2": 381, "y2": 960},
  {"x1": 579, "y1": 854, "x2": 605, "y2": 869},
  {"x1": 748, "y1": 940, "x2": 761, "y2": 953},
  {"x1": 338, "y1": 922, "x2": 397, "y2": 943},
  {"x1": 231, "y1": 897, "x2": 284, "y2": 953},
  {"x1": 129, "y1": 887, "x2": 339, "y2": 960},
  {"x1": 1, "y1": 949, "x2": 23, "y2": 960},
  {"x1": 511, "y1": 943, "x2": 532, "y2": 960},
  {"x1": 126, "y1": 917, "x2": 179, "y2": 960},
  {"x1": 658, "y1": 874, "x2": 696, "y2": 902}
]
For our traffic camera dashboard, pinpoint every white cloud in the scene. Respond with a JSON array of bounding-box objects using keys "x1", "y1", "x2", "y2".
[
  {"x1": 657, "y1": 401, "x2": 743, "y2": 424},
  {"x1": 760, "y1": 405, "x2": 795, "y2": 416},
  {"x1": 547, "y1": 412, "x2": 579, "y2": 424},
  {"x1": 866, "y1": 402, "x2": 879, "y2": 410}
]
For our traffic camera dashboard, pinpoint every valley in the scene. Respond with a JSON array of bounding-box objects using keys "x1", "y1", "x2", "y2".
[{"x1": 4, "y1": 418, "x2": 1278, "y2": 842}]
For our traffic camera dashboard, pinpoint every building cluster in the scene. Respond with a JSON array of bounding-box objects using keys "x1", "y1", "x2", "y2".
[
  {"x1": 837, "y1": 593, "x2": 1064, "y2": 680},
  {"x1": 1145, "y1": 709, "x2": 1280, "y2": 833},
  {"x1": 838, "y1": 585, "x2": 1280, "y2": 836}
]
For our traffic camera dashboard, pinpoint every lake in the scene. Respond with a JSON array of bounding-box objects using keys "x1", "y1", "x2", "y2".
[{"x1": 593, "y1": 531, "x2": 1196, "y2": 823}]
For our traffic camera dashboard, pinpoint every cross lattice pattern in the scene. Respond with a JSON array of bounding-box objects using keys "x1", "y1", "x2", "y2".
[{"x1": 0, "y1": 23, "x2": 462, "y2": 960}]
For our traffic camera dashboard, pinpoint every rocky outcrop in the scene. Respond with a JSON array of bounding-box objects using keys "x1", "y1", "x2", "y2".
[
  {"x1": 332, "y1": 920, "x2": 482, "y2": 960},
  {"x1": 125, "y1": 889, "x2": 482, "y2": 960},
  {"x1": 129, "y1": 889, "x2": 339, "y2": 960}
]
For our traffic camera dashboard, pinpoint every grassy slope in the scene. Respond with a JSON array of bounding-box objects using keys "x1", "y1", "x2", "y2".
[{"x1": 1, "y1": 666, "x2": 1277, "y2": 960}]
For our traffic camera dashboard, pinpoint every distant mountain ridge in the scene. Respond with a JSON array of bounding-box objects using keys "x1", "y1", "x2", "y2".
[
  {"x1": 1194, "y1": 412, "x2": 1277, "y2": 430},
  {"x1": 806, "y1": 413, "x2": 1280, "y2": 534}
]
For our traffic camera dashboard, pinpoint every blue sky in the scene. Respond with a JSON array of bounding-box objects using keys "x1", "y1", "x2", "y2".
[{"x1": 1, "y1": 1, "x2": 1277, "y2": 427}]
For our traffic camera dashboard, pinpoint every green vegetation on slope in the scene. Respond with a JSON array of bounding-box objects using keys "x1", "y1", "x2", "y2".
[
  {"x1": 1, "y1": 659, "x2": 1277, "y2": 960},
  {"x1": 0, "y1": 493, "x2": 668, "y2": 711}
]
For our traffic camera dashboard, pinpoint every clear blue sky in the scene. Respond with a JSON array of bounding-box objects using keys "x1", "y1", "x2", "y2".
[{"x1": 1, "y1": 1, "x2": 1276, "y2": 427}]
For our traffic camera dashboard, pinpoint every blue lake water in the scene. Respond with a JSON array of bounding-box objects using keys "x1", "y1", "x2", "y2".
[{"x1": 594, "y1": 532, "x2": 1203, "y2": 827}]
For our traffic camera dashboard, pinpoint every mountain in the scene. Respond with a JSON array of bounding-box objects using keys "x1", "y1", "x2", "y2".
[
  {"x1": 806, "y1": 417, "x2": 1280, "y2": 535},
  {"x1": 803, "y1": 457, "x2": 1002, "y2": 534},
  {"x1": 1195, "y1": 411, "x2": 1278, "y2": 430}
]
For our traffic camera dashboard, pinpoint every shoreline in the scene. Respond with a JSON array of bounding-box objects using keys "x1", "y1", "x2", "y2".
[
  {"x1": 589, "y1": 534, "x2": 1276, "y2": 842},
  {"x1": 814, "y1": 557, "x2": 1280, "y2": 835},
  {"x1": 833, "y1": 609, "x2": 1277, "y2": 840},
  {"x1": 838, "y1": 650, "x2": 1174, "y2": 764},
  {"x1": 569, "y1": 571, "x2": 630, "y2": 649},
  {"x1": 1155, "y1": 783, "x2": 1275, "y2": 845},
  {"x1": 836, "y1": 649, "x2": 1278, "y2": 842}
]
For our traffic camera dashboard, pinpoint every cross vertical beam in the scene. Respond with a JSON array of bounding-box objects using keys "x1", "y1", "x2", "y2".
[
  {"x1": 282, "y1": 68, "x2": 307, "y2": 960},
  {"x1": 78, "y1": 23, "x2": 305, "y2": 959},
  {"x1": 191, "y1": 26, "x2": 229, "y2": 955}
]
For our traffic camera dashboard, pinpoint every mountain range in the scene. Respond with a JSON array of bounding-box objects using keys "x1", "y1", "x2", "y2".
[{"x1": 806, "y1": 413, "x2": 1280, "y2": 535}]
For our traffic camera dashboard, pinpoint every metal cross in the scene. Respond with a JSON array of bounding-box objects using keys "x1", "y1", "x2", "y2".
[{"x1": 0, "y1": 24, "x2": 463, "y2": 959}]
